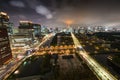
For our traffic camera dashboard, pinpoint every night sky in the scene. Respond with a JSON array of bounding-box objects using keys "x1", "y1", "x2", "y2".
[{"x1": 1, "y1": 0, "x2": 120, "y2": 28}]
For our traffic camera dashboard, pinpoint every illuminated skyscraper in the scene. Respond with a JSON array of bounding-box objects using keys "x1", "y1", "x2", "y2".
[{"x1": 0, "y1": 12, "x2": 12, "y2": 65}]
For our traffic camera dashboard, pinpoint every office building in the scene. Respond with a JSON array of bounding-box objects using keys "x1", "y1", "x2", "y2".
[
  {"x1": 0, "y1": 12, "x2": 12, "y2": 65},
  {"x1": 0, "y1": 27, "x2": 12, "y2": 65}
]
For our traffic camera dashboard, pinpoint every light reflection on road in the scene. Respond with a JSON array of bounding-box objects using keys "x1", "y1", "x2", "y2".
[{"x1": 71, "y1": 32, "x2": 117, "y2": 80}]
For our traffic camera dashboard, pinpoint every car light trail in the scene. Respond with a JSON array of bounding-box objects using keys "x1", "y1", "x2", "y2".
[
  {"x1": 2, "y1": 33, "x2": 55, "y2": 80},
  {"x1": 71, "y1": 32, "x2": 117, "y2": 80}
]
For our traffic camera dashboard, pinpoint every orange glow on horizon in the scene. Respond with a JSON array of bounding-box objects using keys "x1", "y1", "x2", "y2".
[{"x1": 64, "y1": 19, "x2": 74, "y2": 26}]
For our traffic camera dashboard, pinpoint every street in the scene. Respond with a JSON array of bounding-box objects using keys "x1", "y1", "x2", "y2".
[{"x1": 71, "y1": 32, "x2": 117, "y2": 80}]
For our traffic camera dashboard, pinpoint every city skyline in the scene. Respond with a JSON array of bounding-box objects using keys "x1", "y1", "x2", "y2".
[{"x1": 0, "y1": 1, "x2": 120, "y2": 80}]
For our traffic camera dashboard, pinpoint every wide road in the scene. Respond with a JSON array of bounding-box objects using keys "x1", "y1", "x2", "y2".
[
  {"x1": 35, "y1": 33, "x2": 55, "y2": 50},
  {"x1": 71, "y1": 32, "x2": 117, "y2": 80}
]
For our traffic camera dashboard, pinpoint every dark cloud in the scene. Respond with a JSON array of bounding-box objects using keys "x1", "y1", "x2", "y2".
[{"x1": 0, "y1": 0, "x2": 120, "y2": 28}]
